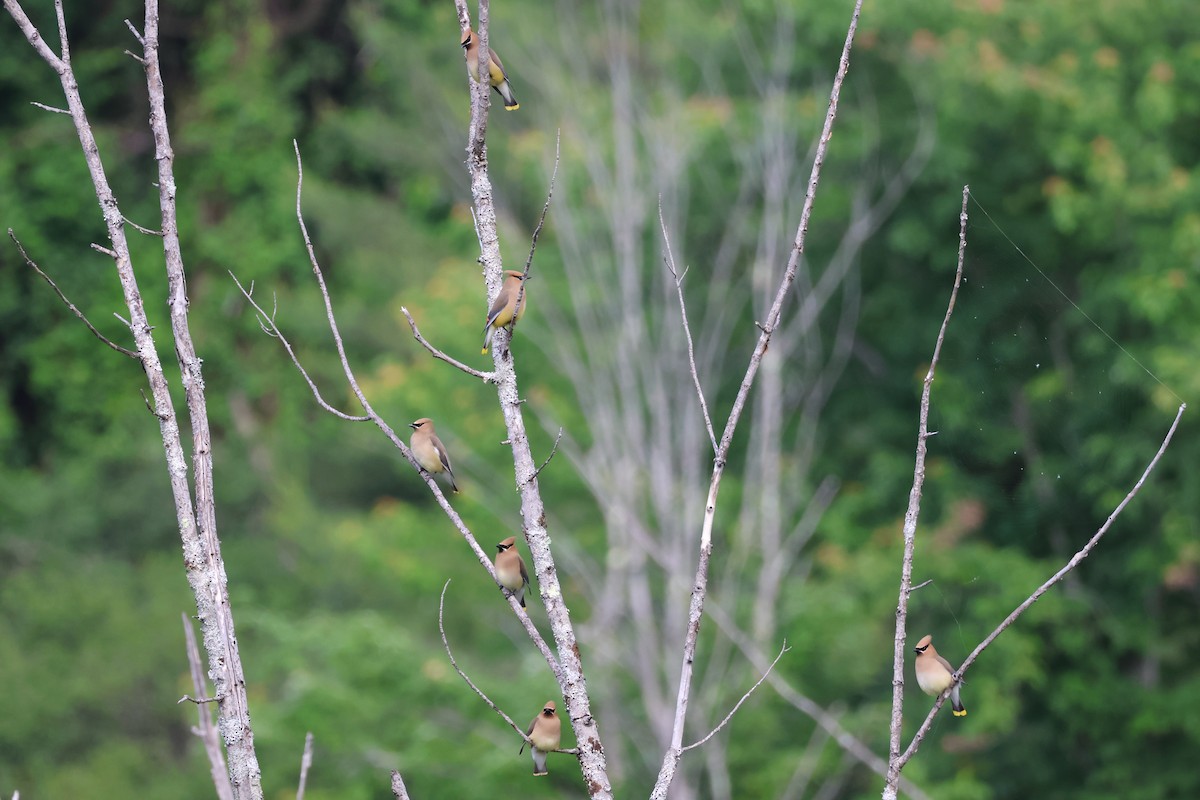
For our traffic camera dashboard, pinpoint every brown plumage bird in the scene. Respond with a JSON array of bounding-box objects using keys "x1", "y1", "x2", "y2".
[
  {"x1": 914, "y1": 634, "x2": 967, "y2": 717},
  {"x1": 461, "y1": 28, "x2": 519, "y2": 110},
  {"x1": 519, "y1": 700, "x2": 561, "y2": 776},
  {"x1": 481, "y1": 270, "x2": 529, "y2": 354},
  {"x1": 494, "y1": 536, "x2": 530, "y2": 609},
  {"x1": 408, "y1": 417, "x2": 459, "y2": 493}
]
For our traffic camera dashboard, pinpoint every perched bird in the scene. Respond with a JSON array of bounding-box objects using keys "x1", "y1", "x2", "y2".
[
  {"x1": 914, "y1": 634, "x2": 967, "y2": 717},
  {"x1": 408, "y1": 417, "x2": 459, "y2": 493},
  {"x1": 519, "y1": 700, "x2": 561, "y2": 776},
  {"x1": 461, "y1": 28, "x2": 520, "y2": 110},
  {"x1": 494, "y1": 535, "x2": 530, "y2": 610},
  {"x1": 481, "y1": 270, "x2": 529, "y2": 354}
]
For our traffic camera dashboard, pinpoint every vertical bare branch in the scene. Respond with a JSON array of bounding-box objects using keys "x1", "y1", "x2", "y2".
[
  {"x1": 183, "y1": 614, "x2": 235, "y2": 800},
  {"x1": 295, "y1": 732, "x2": 314, "y2": 800},
  {"x1": 649, "y1": 2, "x2": 864, "y2": 796},
  {"x1": 390, "y1": 770, "x2": 411, "y2": 800},
  {"x1": 3, "y1": 1, "x2": 265, "y2": 795},
  {"x1": 452, "y1": 1, "x2": 612, "y2": 795},
  {"x1": 141, "y1": 2, "x2": 263, "y2": 793},
  {"x1": 882, "y1": 185, "x2": 969, "y2": 795},
  {"x1": 658, "y1": 202, "x2": 717, "y2": 453}
]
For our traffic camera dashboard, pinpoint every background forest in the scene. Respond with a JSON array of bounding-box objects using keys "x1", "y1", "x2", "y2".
[{"x1": 1, "y1": 0, "x2": 1198, "y2": 798}]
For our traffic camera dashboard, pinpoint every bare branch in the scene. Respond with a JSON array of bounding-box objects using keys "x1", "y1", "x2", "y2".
[
  {"x1": 658, "y1": 199, "x2": 717, "y2": 453},
  {"x1": 123, "y1": 17, "x2": 143, "y2": 45},
  {"x1": 530, "y1": 427, "x2": 564, "y2": 482},
  {"x1": 230, "y1": 271, "x2": 372, "y2": 421},
  {"x1": 438, "y1": 580, "x2": 527, "y2": 736},
  {"x1": 182, "y1": 613, "x2": 234, "y2": 800},
  {"x1": 141, "y1": 388, "x2": 168, "y2": 420},
  {"x1": 295, "y1": 732, "x2": 314, "y2": 800},
  {"x1": 6, "y1": 0, "x2": 265, "y2": 795},
  {"x1": 510, "y1": 130, "x2": 561, "y2": 337},
  {"x1": 390, "y1": 770, "x2": 411, "y2": 800},
  {"x1": 651, "y1": 3, "x2": 864, "y2": 796},
  {"x1": 30, "y1": 101, "x2": 68, "y2": 114},
  {"x1": 891, "y1": 401, "x2": 1187, "y2": 782},
  {"x1": 704, "y1": 601, "x2": 932, "y2": 800},
  {"x1": 9, "y1": 230, "x2": 140, "y2": 359},
  {"x1": 123, "y1": 214, "x2": 163, "y2": 236},
  {"x1": 90, "y1": 242, "x2": 117, "y2": 258},
  {"x1": 454, "y1": 0, "x2": 610, "y2": 793},
  {"x1": 438, "y1": 581, "x2": 579, "y2": 755},
  {"x1": 123, "y1": 49, "x2": 146, "y2": 64},
  {"x1": 884, "y1": 185, "x2": 970, "y2": 793},
  {"x1": 908, "y1": 579, "x2": 933, "y2": 594},
  {"x1": 399, "y1": 306, "x2": 494, "y2": 382},
  {"x1": 178, "y1": 694, "x2": 223, "y2": 705},
  {"x1": 142, "y1": 2, "x2": 264, "y2": 792},
  {"x1": 682, "y1": 641, "x2": 788, "y2": 751},
  {"x1": 280, "y1": 142, "x2": 567, "y2": 686}
]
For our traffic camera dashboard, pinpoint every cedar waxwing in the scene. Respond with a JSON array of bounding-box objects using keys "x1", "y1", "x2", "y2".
[
  {"x1": 461, "y1": 28, "x2": 520, "y2": 110},
  {"x1": 408, "y1": 417, "x2": 459, "y2": 493},
  {"x1": 519, "y1": 701, "x2": 561, "y2": 776},
  {"x1": 481, "y1": 270, "x2": 529, "y2": 354},
  {"x1": 914, "y1": 634, "x2": 967, "y2": 717},
  {"x1": 494, "y1": 535, "x2": 530, "y2": 610}
]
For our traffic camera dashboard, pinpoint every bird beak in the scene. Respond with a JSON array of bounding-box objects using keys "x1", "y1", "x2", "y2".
[{"x1": 408, "y1": 422, "x2": 419, "y2": 430}]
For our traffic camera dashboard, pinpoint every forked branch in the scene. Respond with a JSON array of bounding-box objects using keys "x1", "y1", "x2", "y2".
[{"x1": 650, "y1": 2, "x2": 864, "y2": 796}]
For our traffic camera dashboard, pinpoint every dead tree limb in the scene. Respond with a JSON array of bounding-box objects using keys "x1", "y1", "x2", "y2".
[
  {"x1": 649, "y1": 2, "x2": 864, "y2": 796},
  {"x1": 2, "y1": 1, "x2": 264, "y2": 795}
]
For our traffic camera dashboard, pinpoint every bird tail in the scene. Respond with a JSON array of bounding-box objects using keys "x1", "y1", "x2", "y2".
[
  {"x1": 951, "y1": 686, "x2": 967, "y2": 717},
  {"x1": 497, "y1": 80, "x2": 519, "y2": 110}
]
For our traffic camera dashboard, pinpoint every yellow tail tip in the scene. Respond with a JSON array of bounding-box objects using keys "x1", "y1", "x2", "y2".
[
  {"x1": 481, "y1": 347, "x2": 489, "y2": 354},
  {"x1": 506, "y1": 103, "x2": 520, "y2": 110},
  {"x1": 953, "y1": 709, "x2": 967, "y2": 717}
]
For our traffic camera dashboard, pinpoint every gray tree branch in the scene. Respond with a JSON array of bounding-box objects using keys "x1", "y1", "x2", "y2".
[
  {"x1": 649, "y1": 2, "x2": 864, "y2": 796},
  {"x1": 2, "y1": 1, "x2": 265, "y2": 795}
]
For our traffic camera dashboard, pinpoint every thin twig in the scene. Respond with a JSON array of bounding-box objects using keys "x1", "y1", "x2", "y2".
[
  {"x1": 230, "y1": 271, "x2": 371, "y2": 421},
  {"x1": 399, "y1": 306, "x2": 494, "y2": 382},
  {"x1": 123, "y1": 215, "x2": 163, "y2": 236},
  {"x1": 908, "y1": 579, "x2": 933, "y2": 593},
  {"x1": 9, "y1": 230, "x2": 140, "y2": 359},
  {"x1": 90, "y1": 242, "x2": 116, "y2": 257},
  {"x1": 512, "y1": 130, "x2": 561, "y2": 331},
  {"x1": 140, "y1": 388, "x2": 167, "y2": 420},
  {"x1": 123, "y1": 17, "x2": 143, "y2": 45},
  {"x1": 437, "y1": 581, "x2": 580, "y2": 754},
  {"x1": 682, "y1": 641, "x2": 788, "y2": 751},
  {"x1": 123, "y1": 49, "x2": 146, "y2": 64},
  {"x1": 30, "y1": 101, "x2": 68, "y2": 114},
  {"x1": 658, "y1": 199, "x2": 717, "y2": 453},
  {"x1": 182, "y1": 613, "x2": 234, "y2": 800},
  {"x1": 883, "y1": 186, "x2": 969, "y2": 794},
  {"x1": 295, "y1": 732, "x2": 314, "y2": 800},
  {"x1": 178, "y1": 694, "x2": 222, "y2": 705},
  {"x1": 894, "y1": 401, "x2": 1187, "y2": 777},
  {"x1": 530, "y1": 427, "x2": 564, "y2": 482}
]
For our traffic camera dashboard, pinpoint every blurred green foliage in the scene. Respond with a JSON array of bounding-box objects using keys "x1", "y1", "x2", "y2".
[{"x1": 1, "y1": 0, "x2": 1197, "y2": 798}]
